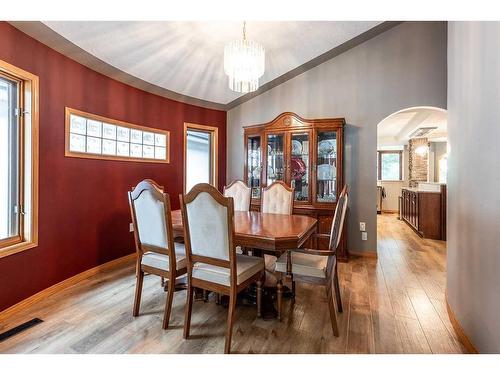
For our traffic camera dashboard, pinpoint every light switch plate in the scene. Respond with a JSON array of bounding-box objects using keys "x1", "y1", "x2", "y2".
[
  {"x1": 359, "y1": 222, "x2": 366, "y2": 231},
  {"x1": 129, "y1": 223, "x2": 134, "y2": 232},
  {"x1": 362, "y1": 232, "x2": 368, "y2": 241}
]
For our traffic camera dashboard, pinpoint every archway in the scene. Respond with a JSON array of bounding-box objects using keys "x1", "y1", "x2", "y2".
[{"x1": 376, "y1": 106, "x2": 448, "y2": 249}]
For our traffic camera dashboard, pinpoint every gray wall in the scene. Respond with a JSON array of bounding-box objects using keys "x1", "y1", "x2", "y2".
[
  {"x1": 227, "y1": 22, "x2": 447, "y2": 252},
  {"x1": 447, "y1": 22, "x2": 500, "y2": 353}
]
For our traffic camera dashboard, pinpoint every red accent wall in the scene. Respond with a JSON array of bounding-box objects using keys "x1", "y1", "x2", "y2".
[{"x1": 0, "y1": 22, "x2": 227, "y2": 311}]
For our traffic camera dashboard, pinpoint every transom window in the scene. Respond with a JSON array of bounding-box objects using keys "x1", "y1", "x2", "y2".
[
  {"x1": 0, "y1": 60, "x2": 39, "y2": 258},
  {"x1": 65, "y1": 108, "x2": 170, "y2": 163},
  {"x1": 377, "y1": 150, "x2": 403, "y2": 181}
]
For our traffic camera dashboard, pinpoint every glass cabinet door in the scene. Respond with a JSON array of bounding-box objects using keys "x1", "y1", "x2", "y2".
[
  {"x1": 290, "y1": 132, "x2": 310, "y2": 202},
  {"x1": 246, "y1": 135, "x2": 262, "y2": 199},
  {"x1": 316, "y1": 130, "x2": 338, "y2": 203},
  {"x1": 266, "y1": 133, "x2": 285, "y2": 186}
]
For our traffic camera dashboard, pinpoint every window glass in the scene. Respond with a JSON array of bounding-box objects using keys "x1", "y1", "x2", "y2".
[
  {"x1": 378, "y1": 151, "x2": 402, "y2": 181},
  {"x1": 0, "y1": 75, "x2": 20, "y2": 241},
  {"x1": 186, "y1": 130, "x2": 211, "y2": 192}
]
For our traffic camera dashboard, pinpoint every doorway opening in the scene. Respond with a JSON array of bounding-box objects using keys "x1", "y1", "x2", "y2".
[
  {"x1": 376, "y1": 106, "x2": 448, "y2": 245},
  {"x1": 372, "y1": 107, "x2": 458, "y2": 352},
  {"x1": 183, "y1": 123, "x2": 219, "y2": 193}
]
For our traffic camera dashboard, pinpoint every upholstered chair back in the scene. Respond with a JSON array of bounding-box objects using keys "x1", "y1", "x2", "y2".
[
  {"x1": 261, "y1": 181, "x2": 294, "y2": 215},
  {"x1": 223, "y1": 180, "x2": 251, "y2": 212},
  {"x1": 128, "y1": 179, "x2": 172, "y2": 254},
  {"x1": 329, "y1": 186, "x2": 349, "y2": 251},
  {"x1": 182, "y1": 184, "x2": 234, "y2": 262}
]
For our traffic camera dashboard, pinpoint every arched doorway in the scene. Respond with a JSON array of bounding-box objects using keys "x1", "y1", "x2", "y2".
[
  {"x1": 376, "y1": 105, "x2": 448, "y2": 263},
  {"x1": 376, "y1": 106, "x2": 448, "y2": 216}
]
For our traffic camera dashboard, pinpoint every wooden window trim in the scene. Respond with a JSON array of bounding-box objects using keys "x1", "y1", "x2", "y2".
[
  {"x1": 183, "y1": 122, "x2": 219, "y2": 194},
  {"x1": 377, "y1": 150, "x2": 403, "y2": 181},
  {"x1": 0, "y1": 70, "x2": 24, "y2": 250},
  {"x1": 0, "y1": 59, "x2": 39, "y2": 259},
  {"x1": 65, "y1": 107, "x2": 171, "y2": 164}
]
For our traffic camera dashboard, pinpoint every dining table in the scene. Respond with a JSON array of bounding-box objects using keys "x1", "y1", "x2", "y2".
[
  {"x1": 170, "y1": 209, "x2": 317, "y2": 252},
  {"x1": 170, "y1": 209, "x2": 318, "y2": 319}
]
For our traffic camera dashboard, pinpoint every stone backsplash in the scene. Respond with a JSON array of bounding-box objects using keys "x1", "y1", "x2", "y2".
[{"x1": 408, "y1": 138, "x2": 430, "y2": 187}]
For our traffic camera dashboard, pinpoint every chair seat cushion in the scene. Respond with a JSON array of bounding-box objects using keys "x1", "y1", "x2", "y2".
[
  {"x1": 275, "y1": 251, "x2": 327, "y2": 278},
  {"x1": 141, "y1": 242, "x2": 187, "y2": 271},
  {"x1": 192, "y1": 254, "x2": 264, "y2": 286}
]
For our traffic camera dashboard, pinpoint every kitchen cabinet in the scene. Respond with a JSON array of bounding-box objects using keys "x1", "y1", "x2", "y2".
[{"x1": 400, "y1": 186, "x2": 446, "y2": 240}]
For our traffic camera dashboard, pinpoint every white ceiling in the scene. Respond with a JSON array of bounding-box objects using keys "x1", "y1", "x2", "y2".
[
  {"x1": 43, "y1": 21, "x2": 381, "y2": 105},
  {"x1": 377, "y1": 107, "x2": 448, "y2": 146}
]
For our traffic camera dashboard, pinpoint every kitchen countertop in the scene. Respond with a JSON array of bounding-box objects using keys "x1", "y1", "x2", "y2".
[{"x1": 403, "y1": 186, "x2": 445, "y2": 193}]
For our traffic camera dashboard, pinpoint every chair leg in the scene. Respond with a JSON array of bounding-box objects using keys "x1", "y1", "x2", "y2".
[
  {"x1": 203, "y1": 289, "x2": 209, "y2": 302},
  {"x1": 333, "y1": 267, "x2": 343, "y2": 313},
  {"x1": 183, "y1": 283, "x2": 194, "y2": 339},
  {"x1": 133, "y1": 270, "x2": 144, "y2": 317},
  {"x1": 162, "y1": 278, "x2": 175, "y2": 330},
  {"x1": 291, "y1": 279, "x2": 296, "y2": 301},
  {"x1": 224, "y1": 292, "x2": 237, "y2": 354},
  {"x1": 256, "y1": 278, "x2": 262, "y2": 318},
  {"x1": 277, "y1": 278, "x2": 283, "y2": 321},
  {"x1": 326, "y1": 285, "x2": 340, "y2": 337}
]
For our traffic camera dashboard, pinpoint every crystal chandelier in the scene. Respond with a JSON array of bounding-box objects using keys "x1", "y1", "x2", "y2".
[{"x1": 224, "y1": 22, "x2": 265, "y2": 93}]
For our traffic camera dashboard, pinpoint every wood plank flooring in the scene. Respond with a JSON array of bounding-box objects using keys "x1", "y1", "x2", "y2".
[{"x1": 0, "y1": 214, "x2": 467, "y2": 353}]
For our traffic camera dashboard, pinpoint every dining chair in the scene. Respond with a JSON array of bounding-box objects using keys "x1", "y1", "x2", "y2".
[
  {"x1": 223, "y1": 179, "x2": 251, "y2": 259},
  {"x1": 260, "y1": 181, "x2": 295, "y2": 289},
  {"x1": 131, "y1": 181, "x2": 170, "y2": 289},
  {"x1": 128, "y1": 179, "x2": 187, "y2": 330},
  {"x1": 223, "y1": 180, "x2": 251, "y2": 211},
  {"x1": 261, "y1": 181, "x2": 294, "y2": 214},
  {"x1": 180, "y1": 183, "x2": 265, "y2": 354},
  {"x1": 274, "y1": 185, "x2": 348, "y2": 337}
]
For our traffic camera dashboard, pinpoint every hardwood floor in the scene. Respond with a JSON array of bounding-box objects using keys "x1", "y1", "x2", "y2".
[{"x1": 0, "y1": 214, "x2": 467, "y2": 354}]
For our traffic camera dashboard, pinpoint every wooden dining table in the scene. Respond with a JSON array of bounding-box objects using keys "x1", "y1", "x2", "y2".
[
  {"x1": 170, "y1": 209, "x2": 317, "y2": 252},
  {"x1": 170, "y1": 209, "x2": 317, "y2": 319}
]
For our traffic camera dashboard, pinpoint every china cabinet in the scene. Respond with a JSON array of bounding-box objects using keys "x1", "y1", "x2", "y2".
[{"x1": 243, "y1": 112, "x2": 348, "y2": 261}]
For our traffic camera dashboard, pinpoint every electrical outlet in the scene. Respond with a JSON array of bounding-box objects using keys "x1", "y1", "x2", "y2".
[
  {"x1": 359, "y1": 222, "x2": 366, "y2": 231},
  {"x1": 129, "y1": 223, "x2": 134, "y2": 232},
  {"x1": 361, "y1": 232, "x2": 368, "y2": 241}
]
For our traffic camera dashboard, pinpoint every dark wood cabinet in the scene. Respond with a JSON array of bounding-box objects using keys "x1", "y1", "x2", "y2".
[
  {"x1": 243, "y1": 112, "x2": 348, "y2": 261},
  {"x1": 400, "y1": 186, "x2": 446, "y2": 240}
]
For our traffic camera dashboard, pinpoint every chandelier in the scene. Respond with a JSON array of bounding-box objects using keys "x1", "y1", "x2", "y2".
[{"x1": 224, "y1": 22, "x2": 265, "y2": 93}]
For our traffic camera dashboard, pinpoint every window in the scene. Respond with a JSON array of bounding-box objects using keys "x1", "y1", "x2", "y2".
[
  {"x1": 0, "y1": 60, "x2": 39, "y2": 258},
  {"x1": 65, "y1": 108, "x2": 170, "y2": 163},
  {"x1": 184, "y1": 123, "x2": 218, "y2": 193},
  {"x1": 377, "y1": 150, "x2": 402, "y2": 181}
]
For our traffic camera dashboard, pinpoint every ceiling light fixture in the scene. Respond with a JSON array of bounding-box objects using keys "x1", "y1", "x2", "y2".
[
  {"x1": 415, "y1": 145, "x2": 428, "y2": 156},
  {"x1": 409, "y1": 126, "x2": 438, "y2": 138},
  {"x1": 224, "y1": 21, "x2": 265, "y2": 93}
]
